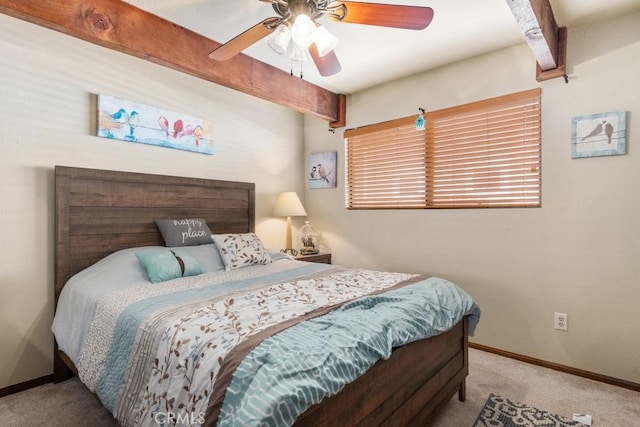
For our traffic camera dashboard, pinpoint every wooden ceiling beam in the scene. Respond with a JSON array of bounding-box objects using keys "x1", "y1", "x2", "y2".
[
  {"x1": 506, "y1": 0, "x2": 567, "y2": 82},
  {"x1": 0, "y1": 0, "x2": 345, "y2": 124}
]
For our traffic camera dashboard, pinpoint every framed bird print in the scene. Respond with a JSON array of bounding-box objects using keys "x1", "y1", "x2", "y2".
[
  {"x1": 308, "y1": 151, "x2": 337, "y2": 189},
  {"x1": 96, "y1": 94, "x2": 214, "y2": 155},
  {"x1": 571, "y1": 111, "x2": 627, "y2": 158}
]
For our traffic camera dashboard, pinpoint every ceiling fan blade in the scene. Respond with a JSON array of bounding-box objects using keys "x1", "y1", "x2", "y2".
[
  {"x1": 309, "y1": 43, "x2": 342, "y2": 76},
  {"x1": 209, "y1": 17, "x2": 278, "y2": 61},
  {"x1": 328, "y1": 2, "x2": 434, "y2": 30}
]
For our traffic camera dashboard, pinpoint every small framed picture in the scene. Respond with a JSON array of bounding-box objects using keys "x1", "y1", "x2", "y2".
[
  {"x1": 308, "y1": 151, "x2": 337, "y2": 188},
  {"x1": 571, "y1": 111, "x2": 627, "y2": 158}
]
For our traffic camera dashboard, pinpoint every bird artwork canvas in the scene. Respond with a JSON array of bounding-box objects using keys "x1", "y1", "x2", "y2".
[
  {"x1": 96, "y1": 94, "x2": 214, "y2": 155},
  {"x1": 308, "y1": 151, "x2": 337, "y2": 189},
  {"x1": 571, "y1": 111, "x2": 627, "y2": 158}
]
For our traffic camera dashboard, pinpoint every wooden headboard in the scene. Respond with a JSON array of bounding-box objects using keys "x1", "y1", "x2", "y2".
[{"x1": 54, "y1": 166, "x2": 255, "y2": 303}]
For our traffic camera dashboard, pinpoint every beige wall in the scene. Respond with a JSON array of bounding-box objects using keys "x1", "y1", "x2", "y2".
[
  {"x1": 304, "y1": 12, "x2": 640, "y2": 383},
  {"x1": 0, "y1": 14, "x2": 306, "y2": 388}
]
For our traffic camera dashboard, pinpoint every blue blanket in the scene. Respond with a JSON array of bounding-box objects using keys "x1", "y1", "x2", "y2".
[{"x1": 218, "y1": 276, "x2": 480, "y2": 426}]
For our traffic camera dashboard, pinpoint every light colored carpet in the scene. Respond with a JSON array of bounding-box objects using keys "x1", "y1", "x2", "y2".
[
  {"x1": 0, "y1": 348, "x2": 638, "y2": 426},
  {"x1": 430, "y1": 348, "x2": 640, "y2": 426}
]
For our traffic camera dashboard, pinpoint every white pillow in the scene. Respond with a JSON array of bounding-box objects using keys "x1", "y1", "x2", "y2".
[
  {"x1": 184, "y1": 243, "x2": 224, "y2": 273},
  {"x1": 211, "y1": 233, "x2": 272, "y2": 271}
]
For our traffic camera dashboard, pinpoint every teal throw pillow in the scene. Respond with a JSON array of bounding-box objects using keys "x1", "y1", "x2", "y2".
[{"x1": 136, "y1": 248, "x2": 204, "y2": 283}]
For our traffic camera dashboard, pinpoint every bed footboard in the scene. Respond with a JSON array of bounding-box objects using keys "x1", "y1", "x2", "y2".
[{"x1": 294, "y1": 316, "x2": 469, "y2": 426}]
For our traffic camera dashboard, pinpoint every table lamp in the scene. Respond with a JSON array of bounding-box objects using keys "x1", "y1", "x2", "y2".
[{"x1": 273, "y1": 192, "x2": 307, "y2": 255}]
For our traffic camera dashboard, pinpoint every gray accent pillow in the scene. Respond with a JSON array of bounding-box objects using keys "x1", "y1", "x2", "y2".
[{"x1": 155, "y1": 218, "x2": 213, "y2": 247}]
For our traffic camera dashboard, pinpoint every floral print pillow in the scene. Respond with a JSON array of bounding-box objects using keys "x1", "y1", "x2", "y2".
[{"x1": 211, "y1": 233, "x2": 272, "y2": 271}]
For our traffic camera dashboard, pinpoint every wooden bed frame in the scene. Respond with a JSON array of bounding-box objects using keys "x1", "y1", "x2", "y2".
[{"x1": 54, "y1": 165, "x2": 468, "y2": 426}]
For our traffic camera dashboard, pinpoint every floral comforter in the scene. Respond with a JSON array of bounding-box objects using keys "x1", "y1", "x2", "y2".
[{"x1": 67, "y1": 260, "x2": 478, "y2": 426}]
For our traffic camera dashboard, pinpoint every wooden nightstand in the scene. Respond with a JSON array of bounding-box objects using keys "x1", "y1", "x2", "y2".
[{"x1": 295, "y1": 252, "x2": 332, "y2": 264}]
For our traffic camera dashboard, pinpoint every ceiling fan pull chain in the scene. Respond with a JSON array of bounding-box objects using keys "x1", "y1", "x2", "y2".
[{"x1": 290, "y1": 59, "x2": 305, "y2": 80}]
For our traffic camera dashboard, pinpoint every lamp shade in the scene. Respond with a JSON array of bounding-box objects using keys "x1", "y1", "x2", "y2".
[
  {"x1": 290, "y1": 42, "x2": 311, "y2": 62},
  {"x1": 314, "y1": 26, "x2": 339, "y2": 57},
  {"x1": 266, "y1": 24, "x2": 291, "y2": 56},
  {"x1": 273, "y1": 192, "x2": 307, "y2": 217},
  {"x1": 291, "y1": 14, "x2": 317, "y2": 48}
]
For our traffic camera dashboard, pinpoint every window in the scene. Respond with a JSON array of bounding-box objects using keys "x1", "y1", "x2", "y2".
[
  {"x1": 345, "y1": 117, "x2": 426, "y2": 209},
  {"x1": 345, "y1": 88, "x2": 541, "y2": 209}
]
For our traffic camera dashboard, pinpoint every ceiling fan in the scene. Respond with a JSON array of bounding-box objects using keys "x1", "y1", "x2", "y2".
[{"x1": 208, "y1": 0, "x2": 434, "y2": 77}]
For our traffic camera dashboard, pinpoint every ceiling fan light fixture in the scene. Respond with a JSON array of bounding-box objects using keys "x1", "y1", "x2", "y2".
[
  {"x1": 314, "y1": 25, "x2": 338, "y2": 57},
  {"x1": 290, "y1": 42, "x2": 311, "y2": 62},
  {"x1": 266, "y1": 24, "x2": 292, "y2": 56},
  {"x1": 211, "y1": 1, "x2": 434, "y2": 78},
  {"x1": 291, "y1": 14, "x2": 317, "y2": 48}
]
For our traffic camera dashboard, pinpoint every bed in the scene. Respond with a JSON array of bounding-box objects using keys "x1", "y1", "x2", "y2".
[{"x1": 52, "y1": 165, "x2": 480, "y2": 426}]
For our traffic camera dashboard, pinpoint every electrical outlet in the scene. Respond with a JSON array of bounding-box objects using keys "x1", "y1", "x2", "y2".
[{"x1": 554, "y1": 312, "x2": 568, "y2": 331}]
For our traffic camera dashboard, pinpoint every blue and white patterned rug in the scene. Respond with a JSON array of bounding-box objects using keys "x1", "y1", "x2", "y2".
[{"x1": 473, "y1": 394, "x2": 588, "y2": 427}]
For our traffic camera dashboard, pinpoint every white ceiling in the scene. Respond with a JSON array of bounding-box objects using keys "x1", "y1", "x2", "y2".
[{"x1": 124, "y1": 0, "x2": 640, "y2": 94}]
